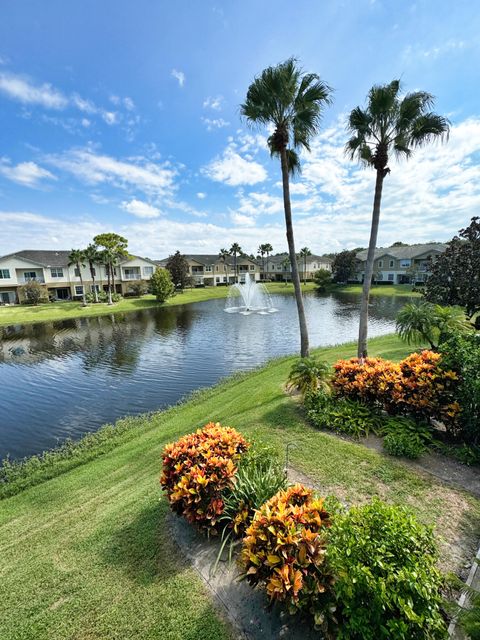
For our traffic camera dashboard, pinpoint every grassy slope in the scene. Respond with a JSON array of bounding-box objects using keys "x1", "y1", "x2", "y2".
[
  {"x1": 0, "y1": 282, "x2": 318, "y2": 327},
  {"x1": 1, "y1": 334, "x2": 479, "y2": 639},
  {"x1": 334, "y1": 283, "x2": 421, "y2": 297}
]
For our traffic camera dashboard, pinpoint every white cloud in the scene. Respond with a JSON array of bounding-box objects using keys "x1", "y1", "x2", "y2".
[
  {"x1": 236, "y1": 190, "x2": 283, "y2": 216},
  {"x1": 203, "y1": 95, "x2": 223, "y2": 110},
  {"x1": 81, "y1": 118, "x2": 91, "y2": 128},
  {"x1": 102, "y1": 111, "x2": 118, "y2": 125},
  {"x1": 0, "y1": 159, "x2": 56, "y2": 188},
  {"x1": 0, "y1": 72, "x2": 68, "y2": 109},
  {"x1": 202, "y1": 146, "x2": 267, "y2": 186},
  {"x1": 171, "y1": 69, "x2": 185, "y2": 87},
  {"x1": 202, "y1": 117, "x2": 230, "y2": 131},
  {"x1": 123, "y1": 96, "x2": 135, "y2": 111},
  {"x1": 197, "y1": 192, "x2": 206, "y2": 199},
  {"x1": 121, "y1": 199, "x2": 162, "y2": 219},
  {"x1": 46, "y1": 147, "x2": 177, "y2": 197}
]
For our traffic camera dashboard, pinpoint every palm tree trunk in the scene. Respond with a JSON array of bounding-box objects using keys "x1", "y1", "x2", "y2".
[
  {"x1": 107, "y1": 264, "x2": 113, "y2": 305},
  {"x1": 78, "y1": 265, "x2": 87, "y2": 307},
  {"x1": 304, "y1": 256, "x2": 307, "y2": 285},
  {"x1": 90, "y1": 264, "x2": 98, "y2": 303},
  {"x1": 280, "y1": 148, "x2": 309, "y2": 358},
  {"x1": 358, "y1": 169, "x2": 385, "y2": 358}
]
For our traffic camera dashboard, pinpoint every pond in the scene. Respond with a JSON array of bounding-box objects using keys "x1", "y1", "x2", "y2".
[{"x1": 0, "y1": 292, "x2": 408, "y2": 459}]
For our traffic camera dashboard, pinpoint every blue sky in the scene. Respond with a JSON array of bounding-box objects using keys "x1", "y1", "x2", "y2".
[{"x1": 0, "y1": 0, "x2": 479, "y2": 258}]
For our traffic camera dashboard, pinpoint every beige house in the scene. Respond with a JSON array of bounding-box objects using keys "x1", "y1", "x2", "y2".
[
  {"x1": 157, "y1": 254, "x2": 261, "y2": 286},
  {"x1": 260, "y1": 253, "x2": 332, "y2": 282},
  {"x1": 0, "y1": 250, "x2": 158, "y2": 303},
  {"x1": 355, "y1": 244, "x2": 447, "y2": 285}
]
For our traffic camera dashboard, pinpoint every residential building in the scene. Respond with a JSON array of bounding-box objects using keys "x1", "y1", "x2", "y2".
[
  {"x1": 260, "y1": 253, "x2": 333, "y2": 282},
  {"x1": 156, "y1": 254, "x2": 261, "y2": 286},
  {"x1": 354, "y1": 243, "x2": 447, "y2": 285},
  {"x1": 0, "y1": 250, "x2": 158, "y2": 303}
]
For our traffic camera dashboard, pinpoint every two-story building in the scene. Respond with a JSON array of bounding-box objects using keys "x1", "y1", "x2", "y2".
[
  {"x1": 156, "y1": 254, "x2": 261, "y2": 286},
  {"x1": 354, "y1": 243, "x2": 447, "y2": 285},
  {"x1": 0, "y1": 250, "x2": 158, "y2": 303},
  {"x1": 260, "y1": 253, "x2": 332, "y2": 282}
]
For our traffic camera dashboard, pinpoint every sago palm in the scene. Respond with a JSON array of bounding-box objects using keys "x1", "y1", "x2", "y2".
[
  {"x1": 287, "y1": 357, "x2": 331, "y2": 397},
  {"x1": 346, "y1": 80, "x2": 449, "y2": 357},
  {"x1": 241, "y1": 58, "x2": 332, "y2": 357}
]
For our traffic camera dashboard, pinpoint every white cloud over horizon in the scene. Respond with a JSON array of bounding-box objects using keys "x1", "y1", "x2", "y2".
[
  {"x1": 121, "y1": 198, "x2": 162, "y2": 218},
  {"x1": 0, "y1": 159, "x2": 56, "y2": 188},
  {"x1": 202, "y1": 146, "x2": 267, "y2": 186}
]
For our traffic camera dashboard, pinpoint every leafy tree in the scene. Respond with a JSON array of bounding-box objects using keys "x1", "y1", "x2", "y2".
[
  {"x1": 93, "y1": 233, "x2": 129, "y2": 305},
  {"x1": 332, "y1": 249, "x2": 358, "y2": 283},
  {"x1": 84, "y1": 243, "x2": 101, "y2": 302},
  {"x1": 166, "y1": 251, "x2": 190, "y2": 291},
  {"x1": 395, "y1": 301, "x2": 471, "y2": 350},
  {"x1": 229, "y1": 243, "x2": 242, "y2": 283},
  {"x1": 68, "y1": 249, "x2": 87, "y2": 307},
  {"x1": 242, "y1": 58, "x2": 332, "y2": 357},
  {"x1": 425, "y1": 217, "x2": 480, "y2": 322},
  {"x1": 299, "y1": 247, "x2": 312, "y2": 284},
  {"x1": 346, "y1": 80, "x2": 449, "y2": 357},
  {"x1": 19, "y1": 280, "x2": 47, "y2": 306},
  {"x1": 150, "y1": 268, "x2": 175, "y2": 302},
  {"x1": 314, "y1": 268, "x2": 332, "y2": 292}
]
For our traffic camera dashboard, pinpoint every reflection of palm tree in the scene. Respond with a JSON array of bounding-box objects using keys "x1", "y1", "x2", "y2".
[
  {"x1": 346, "y1": 80, "x2": 449, "y2": 357},
  {"x1": 229, "y1": 243, "x2": 242, "y2": 283},
  {"x1": 68, "y1": 249, "x2": 87, "y2": 306}
]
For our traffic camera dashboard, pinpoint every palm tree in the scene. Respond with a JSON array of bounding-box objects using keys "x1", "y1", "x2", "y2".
[
  {"x1": 282, "y1": 256, "x2": 291, "y2": 285},
  {"x1": 101, "y1": 248, "x2": 116, "y2": 305},
  {"x1": 241, "y1": 58, "x2": 332, "y2": 357},
  {"x1": 346, "y1": 80, "x2": 449, "y2": 358},
  {"x1": 264, "y1": 243, "x2": 273, "y2": 281},
  {"x1": 299, "y1": 247, "x2": 312, "y2": 285},
  {"x1": 258, "y1": 244, "x2": 267, "y2": 280},
  {"x1": 68, "y1": 249, "x2": 87, "y2": 307},
  {"x1": 84, "y1": 243, "x2": 100, "y2": 302},
  {"x1": 229, "y1": 243, "x2": 242, "y2": 283}
]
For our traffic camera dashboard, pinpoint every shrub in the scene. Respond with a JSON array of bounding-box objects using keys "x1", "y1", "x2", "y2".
[
  {"x1": 160, "y1": 422, "x2": 249, "y2": 533},
  {"x1": 381, "y1": 415, "x2": 432, "y2": 459},
  {"x1": 327, "y1": 498, "x2": 447, "y2": 639},
  {"x1": 286, "y1": 358, "x2": 331, "y2": 397},
  {"x1": 241, "y1": 484, "x2": 334, "y2": 628},
  {"x1": 150, "y1": 267, "x2": 175, "y2": 302},
  {"x1": 313, "y1": 268, "x2": 332, "y2": 292},
  {"x1": 395, "y1": 301, "x2": 470, "y2": 350},
  {"x1": 127, "y1": 280, "x2": 148, "y2": 297},
  {"x1": 305, "y1": 391, "x2": 384, "y2": 438},
  {"x1": 19, "y1": 280, "x2": 48, "y2": 305},
  {"x1": 383, "y1": 432, "x2": 425, "y2": 459},
  {"x1": 332, "y1": 357, "x2": 400, "y2": 407}
]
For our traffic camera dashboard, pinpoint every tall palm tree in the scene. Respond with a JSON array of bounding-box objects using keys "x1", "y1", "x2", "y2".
[
  {"x1": 282, "y1": 256, "x2": 291, "y2": 285},
  {"x1": 241, "y1": 58, "x2": 332, "y2": 357},
  {"x1": 299, "y1": 247, "x2": 312, "y2": 285},
  {"x1": 101, "y1": 248, "x2": 116, "y2": 305},
  {"x1": 264, "y1": 243, "x2": 273, "y2": 281},
  {"x1": 346, "y1": 80, "x2": 449, "y2": 358},
  {"x1": 229, "y1": 243, "x2": 242, "y2": 283},
  {"x1": 258, "y1": 244, "x2": 266, "y2": 280},
  {"x1": 84, "y1": 243, "x2": 100, "y2": 302},
  {"x1": 68, "y1": 249, "x2": 87, "y2": 307}
]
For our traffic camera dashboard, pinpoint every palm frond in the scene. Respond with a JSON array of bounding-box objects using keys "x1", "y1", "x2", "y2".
[
  {"x1": 398, "y1": 91, "x2": 435, "y2": 127},
  {"x1": 410, "y1": 113, "x2": 450, "y2": 146},
  {"x1": 368, "y1": 79, "x2": 401, "y2": 119},
  {"x1": 347, "y1": 106, "x2": 372, "y2": 136}
]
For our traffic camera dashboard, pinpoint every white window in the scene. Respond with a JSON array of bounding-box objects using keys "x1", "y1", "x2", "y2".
[
  {"x1": 388, "y1": 274, "x2": 394, "y2": 281},
  {"x1": 378, "y1": 260, "x2": 383, "y2": 267},
  {"x1": 24, "y1": 271, "x2": 37, "y2": 280},
  {"x1": 50, "y1": 267, "x2": 64, "y2": 278},
  {"x1": 143, "y1": 266, "x2": 153, "y2": 276},
  {"x1": 75, "y1": 285, "x2": 84, "y2": 295},
  {"x1": 91, "y1": 284, "x2": 100, "y2": 293},
  {"x1": 74, "y1": 267, "x2": 81, "y2": 277},
  {"x1": 0, "y1": 269, "x2": 10, "y2": 279},
  {"x1": 250, "y1": 265, "x2": 255, "y2": 271},
  {"x1": 389, "y1": 260, "x2": 394, "y2": 268},
  {"x1": 400, "y1": 259, "x2": 411, "y2": 268},
  {"x1": 205, "y1": 265, "x2": 212, "y2": 272}
]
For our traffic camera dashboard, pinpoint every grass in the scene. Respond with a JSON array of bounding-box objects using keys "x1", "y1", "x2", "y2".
[
  {"x1": 1, "y1": 334, "x2": 479, "y2": 639},
  {"x1": 0, "y1": 282, "x2": 318, "y2": 328},
  {"x1": 333, "y1": 283, "x2": 421, "y2": 297}
]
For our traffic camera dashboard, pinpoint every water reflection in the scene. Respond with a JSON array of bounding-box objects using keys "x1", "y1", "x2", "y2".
[{"x1": 0, "y1": 292, "x2": 407, "y2": 459}]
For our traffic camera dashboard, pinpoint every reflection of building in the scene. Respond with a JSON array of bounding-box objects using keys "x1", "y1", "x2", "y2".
[
  {"x1": 0, "y1": 250, "x2": 158, "y2": 303},
  {"x1": 260, "y1": 253, "x2": 332, "y2": 282},
  {"x1": 156, "y1": 254, "x2": 261, "y2": 286},
  {"x1": 355, "y1": 244, "x2": 447, "y2": 285}
]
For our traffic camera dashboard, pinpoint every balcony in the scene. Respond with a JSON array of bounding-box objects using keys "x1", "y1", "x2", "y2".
[
  {"x1": 122, "y1": 273, "x2": 141, "y2": 280},
  {"x1": 20, "y1": 276, "x2": 45, "y2": 283}
]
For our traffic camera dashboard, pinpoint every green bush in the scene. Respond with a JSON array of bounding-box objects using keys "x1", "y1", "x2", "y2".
[
  {"x1": 287, "y1": 357, "x2": 331, "y2": 397},
  {"x1": 150, "y1": 267, "x2": 175, "y2": 302},
  {"x1": 383, "y1": 432, "x2": 425, "y2": 459},
  {"x1": 305, "y1": 391, "x2": 383, "y2": 439},
  {"x1": 381, "y1": 415, "x2": 432, "y2": 459},
  {"x1": 327, "y1": 499, "x2": 447, "y2": 639}
]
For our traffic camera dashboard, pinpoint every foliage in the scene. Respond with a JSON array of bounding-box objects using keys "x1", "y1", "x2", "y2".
[
  {"x1": 287, "y1": 357, "x2": 331, "y2": 397},
  {"x1": 150, "y1": 267, "x2": 175, "y2": 302},
  {"x1": 19, "y1": 280, "x2": 48, "y2": 305},
  {"x1": 241, "y1": 484, "x2": 334, "y2": 627},
  {"x1": 331, "y1": 249, "x2": 358, "y2": 283},
  {"x1": 305, "y1": 391, "x2": 384, "y2": 439},
  {"x1": 332, "y1": 356, "x2": 400, "y2": 407},
  {"x1": 127, "y1": 280, "x2": 149, "y2": 297},
  {"x1": 439, "y1": 331, "x2": 480, "y2": 444},
  {"x1": 96, "y1": 290, "x2": 121, "y2": 303},
  {"x1": 383, "y1": 432, "x2": 426, "y2": 459},
  {"x1": 160, "y1": 422, "x2": 249, "y2": 533},
  {"x1": 425, "y1": 217, "x2": 480, "y2": 319},
  {"x1": 447, "y1": 571, "x2": 480, "y2": 639},
  {"x1": 313, "y1": 268, "x2": 332, "y2": 291},
  {"x1": 327, "y1": 498, "x2": 447, "y2": 639},
  {"x1": 381, "y1": 415, "x2": 432, "y2": 459},
  {"x1": 396, "y1": 301, "x2": 471, "y2": 349},
  {"x1": 166, "y1": 251, "x2": 191, "y2": 290}
]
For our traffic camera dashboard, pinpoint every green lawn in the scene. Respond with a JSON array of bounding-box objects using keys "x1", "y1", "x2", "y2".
[
  {"x1": 1, "y1": 334, "x2": 478, "y2": 639},
  {"x1": 334, "y1": 283, "x2": 421, "y2": 297},
  {"x1": 0, "y1": 282, "x2": 318, "y2": 328}
]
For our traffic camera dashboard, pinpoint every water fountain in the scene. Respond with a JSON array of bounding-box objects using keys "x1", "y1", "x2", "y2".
[{"x1": 224, "y1": 274, "x2": 278, "y2": 315}]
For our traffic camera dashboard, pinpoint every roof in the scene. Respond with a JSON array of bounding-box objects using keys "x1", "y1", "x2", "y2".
[
  {"x1": 156, "y1": 254, "x2": 257, "y2": 267},
  {"x1": 267, "y1": 253, "x2": 332, "y2": 264},
  {"x1": 355, "y1": 243, "x2": 447, "y2": 262},
  {"x1": 0, "y1": 250, "x2": 156, "y2": 267}
]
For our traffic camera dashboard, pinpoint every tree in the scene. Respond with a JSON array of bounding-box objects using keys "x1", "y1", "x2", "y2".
[
  {"x1": 68, "y1": 249, "x2": 87, "y2": 307},
  {"x1": 299, "y1": 247, "x2": 312, "y2": 284},
  {"x1": 166, "y1": 251, "x2": 190, "y2": 291},
  {"x1": 282, "y1": 256, "x2": 291, "y2": 284},
  {"x1": 128, "y1": 281, "x2": 148, "y2": 297},
  {"x1": 242, "y1": 58, "x2": 332, "y2": 357},
  {"x1": 93, "y1": 233, "x2": 129, "y2": 305},
  {"x1": 424, "y1": 217, "x2": 480, "y2": 322},
  {"x1": 84, "y1": 243, "x2": 101, "y2": 302},
  {"x1": 395, "y1": 301, "x2": 470, "y2": 350},
  {"x1": 229, "y1": 243, "x2": 242, "y2": 283},
  {"x1": 314, "y1": 268, "x2": 332, "y2": 292},
  {"x1": 19, "y1": 280, "x2": 47, "y2": 306},
  {"x1": 332, "y1": 250, "x2": 358, "y2": 283},
  {"x1": 346, "y1": 80, "x2": 449, "y2": 357},
  {"x1": 258, "y1": 244, "x2": 267, "y2": 279},
  {"x1": 150, "y1": 268, "x2": 175, "y2": 302}
]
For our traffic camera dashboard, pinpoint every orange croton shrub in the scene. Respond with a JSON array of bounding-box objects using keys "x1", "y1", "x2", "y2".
[
  {"x1": 161, "y1": 422, "x2": 250, "y2": 533},
  {"x1": 332, "y1": 356, "x2": 400, "y2": 406},
  {"x1": 241, "y1": 484, "x2": 334, "y2": 625}
]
